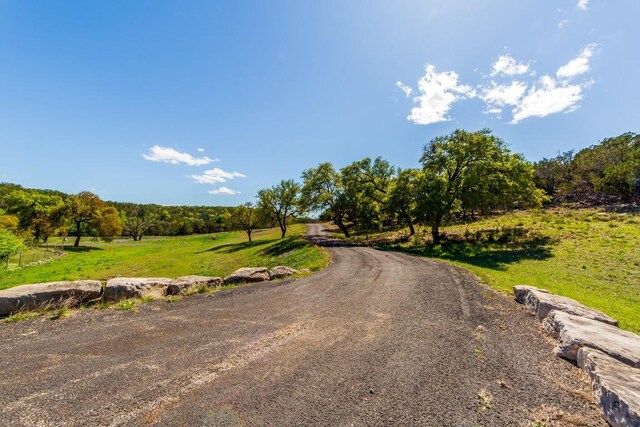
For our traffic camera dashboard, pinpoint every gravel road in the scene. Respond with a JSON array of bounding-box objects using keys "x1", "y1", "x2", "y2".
[{"x1": 0, "y1": 224, "x2": 604, "y2": 426}]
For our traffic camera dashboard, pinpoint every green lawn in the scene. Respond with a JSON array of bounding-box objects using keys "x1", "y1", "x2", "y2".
[
  {"x1": 345, "y1": 207, "x2": 640, "y2": 334},
  {"x1": 0, "y1": 224, "x2": 329, "y2": 290}
]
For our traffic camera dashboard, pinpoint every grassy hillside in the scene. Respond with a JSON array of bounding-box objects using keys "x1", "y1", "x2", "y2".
[
  {"x1": 344, "y1": 207, "x2": 640, "y2": 334},
  {"x1": 0, "y1": 224, "x2": 329, "y2": 290}
]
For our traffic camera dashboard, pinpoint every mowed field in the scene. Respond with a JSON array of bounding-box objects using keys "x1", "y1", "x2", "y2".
[
  {"x1": 345, "y1": 207, "x2": 640, "y2": 334},
  {"x1": 0, "y1": 224, "x2": 329, "y2": 290}
]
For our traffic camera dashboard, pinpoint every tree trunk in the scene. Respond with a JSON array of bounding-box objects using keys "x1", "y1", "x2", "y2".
[
  {"x1": 431, "y1": 214, "x2": 442, "y2": 245},
  {"x1": 408, "y1": 221, "x2": 416, "y2": 237},
  {"x1": 281, "y1": 225, "x2": 286, "y2": 238},
  {"x1": 335, "y1": 219, "x2": 350, "y2": 237},
  {"x1": 401, "y1": 208, "x2": 415, "y2": 236},
  {"x1": 74, "y1": 221, "x2": 82, "y2": 247},
  {"x1": 247, "y1": 230, "x2": 252, "y2": 242}
]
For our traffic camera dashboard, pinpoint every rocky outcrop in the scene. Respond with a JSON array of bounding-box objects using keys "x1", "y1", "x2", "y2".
[
  {"x1": 268, "y1": 266, "x2": 300, "y2": 280},
  {"x1": 577, "y1": 348, "x2": 640, "y2": 427},
  {"x1": 0, "y1": 281, "x2": 102, "y2": 315},
  {"x1": 543, "y1": 310, "x2": 640, "y2": 367},
  {"x1": 514, "y1": 285, "x2": 618, "y2": 326},
  {"x1": 103, "y1": 277, "x2": 172, "y2": 301},
  {"x1": 165, "y1": 276, "x2": 223, "y2": 295},
  {"x1": 223, "y1": 267, "x2": 270, "y2": 284}
]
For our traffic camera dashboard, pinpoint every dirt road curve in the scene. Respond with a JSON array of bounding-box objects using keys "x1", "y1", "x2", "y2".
[{"x1": 0, "y1": 224, "x2": 604, "y2": 426}]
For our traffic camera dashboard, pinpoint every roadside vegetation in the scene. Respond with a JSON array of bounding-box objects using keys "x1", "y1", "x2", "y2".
[
  {"x1": 0, "y1": 224, "x2": 329, "y2": 290},
  {"x1": 1, "y1": 128, "x2": 638, "y2": 332},
  {"x1": 339, "y1": 206, "x2": 640, "y2": 334}
]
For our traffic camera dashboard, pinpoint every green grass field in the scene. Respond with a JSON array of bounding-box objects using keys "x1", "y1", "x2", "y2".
[
  {"x1": 344, "y1": 207, "x2": 640, "y2": 334},
  {"x1": 0, "y1": 224, "x2": 329, "y2": 290}
]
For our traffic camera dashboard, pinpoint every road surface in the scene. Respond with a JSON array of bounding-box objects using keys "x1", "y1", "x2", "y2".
[{"x1": 0, "y1": 224, "x2": 603, "y2": 426}]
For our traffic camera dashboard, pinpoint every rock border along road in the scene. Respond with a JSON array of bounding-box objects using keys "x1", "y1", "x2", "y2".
[{"x1": 0, "y1": 225, "x2": 604, "y2": 426}]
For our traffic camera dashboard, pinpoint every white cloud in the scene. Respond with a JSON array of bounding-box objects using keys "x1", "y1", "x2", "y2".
[
  {"x1": 208, "y1": 187, "x2": 240, "y2": 195},
  {"x1": 556, "y1": 44, "x2": 597, "y2": 79},
  {"x1": 490, "y1": 55, "x2": 530, "y2": 76},
  {"x1": 143, "y1": 145, "x2": 215, "y2": 166},
  {"x1": 577, "y1": 0, "x2": 588, "y2": 11},
  {"x1": 402, "y1": 64, "x2": 476, "y2": 125},
  {"x1": 197, "y1": 148, "x2": 205, "y2": 152},
  {"x1": 480, "y1": 81, "x2": 528, "y2": 109},
  {"x1": 395, "y1": 81, "x2": 413, "y2": 97},
  {"x1": 511, "y1": 75, "x2": 583, "y2": 123},
  {"x1": 190, "y1": 168, "x2": 246, "y2": 184},
  {"x1": 558, "y1": 19, "x2": 569, "y2": 29}
]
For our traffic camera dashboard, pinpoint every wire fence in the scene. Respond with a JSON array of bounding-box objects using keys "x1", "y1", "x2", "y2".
[{"x1": 1, "y1": 247, "x2": 65, "y2": 271}]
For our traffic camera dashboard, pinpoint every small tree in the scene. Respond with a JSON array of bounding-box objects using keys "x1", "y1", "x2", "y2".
[
  {"x1": 121, "y1": 206, "x2": 157, "y2": 241},
  {"x1": 61, "y1": 192, "x2": 122, "y2": 246},
  {"x1": 257, "y1": 179, "x2": 302, "y2": 238},
  {"x1": 419, "y1": 129, "x2": 544, "y2": 244},
  {"x1": 0, "y1": 229, "x2": 25, "y2": 259},
  {"x1": 231, "y1": 203, "x2": 262, "y2": 242},
  {"x1": 301, "y1": 162, "x2": 351, "y2": 237},
  {"x1": 386, "y1": 168, "x2": 422, "y2": 236}
]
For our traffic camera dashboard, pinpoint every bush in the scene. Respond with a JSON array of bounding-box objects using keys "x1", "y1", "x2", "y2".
[{"x1": 0, "y1": 229, "x2": 26, "y2": 259}]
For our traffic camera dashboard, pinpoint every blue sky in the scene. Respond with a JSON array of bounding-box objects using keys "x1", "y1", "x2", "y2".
[{"x1": 0, "y1": 1, "x2": 638, "y2": 205}]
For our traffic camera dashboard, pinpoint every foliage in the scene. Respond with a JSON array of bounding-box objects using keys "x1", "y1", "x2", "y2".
[
  {"x1": 0, "y1": 229, "x2": 26, "y2": 259},
  {"x1": 533, "y1": 132, "x2": 640, "y2": 202},
  {"x1": 60, "y1": 192, "x2": 123, "y2": 246},
  {"x1": 301, "y1": 162, "x2": 352, "y2": 236},
  {"x1": 4, "y1": 190, "x2": 65, "y2": 242},
  {"x1": 230, "y1": 203, "x2": 264, "y2": 242},
  {"x1": 120, "y1": 206, "x2": 157, "y2": 241},
  {"x1": 418, "y1": 129, "x2": 544, "y2": 243},
  {"x1": 257, "y1": 179, "x2": 303, "y2": 238}
]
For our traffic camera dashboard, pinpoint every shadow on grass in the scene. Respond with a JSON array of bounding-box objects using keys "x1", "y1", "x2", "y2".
[
  {"x1": 382, "y1": 236, "x2": 555, "y2": 271},
  {"x1": 199, "y1": 239, "x2": 271, "y2": 254},
  {"x1": 259, "y1": 236, "x2": 311, "y2": 256},
  {"x1": 63, "y1": 246, "x2": 104, "y2": 253}
]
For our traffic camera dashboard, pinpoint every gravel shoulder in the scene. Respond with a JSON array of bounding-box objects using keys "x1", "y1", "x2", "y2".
[{"x1": 0, "y1": 224, "x2": 604, "y2": 426}]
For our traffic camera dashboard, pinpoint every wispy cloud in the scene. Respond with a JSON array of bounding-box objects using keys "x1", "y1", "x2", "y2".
[
  {"x1": 556, "y1": 44, "x2": 597, "y2": 80},
  {"x1": 558, "y1": 19, "x2": 569, "y2": 29},
  {"x1": 143, "y1": 145, "x2": 216, "y2": 166},
  {"x1": 197, "y1": 147, "x2": 205, "y2": 152},
  {"x1": 490, "y1": 55, "x2": 530, "y2": 77},
  {"x1": 208, "y1": 186, "x2": 240, "y2": 195},
  {"x1": 511, "y1": 75, "x2": 583, "y2": 123},
  {"x1": 577, "y1": 0, "x2": 588, "y2": 11},
  {"x1": 395, "y1": 81, "x2": 413, "y2": 97},
  {"x1": 397, "y1": 65, "x2": 475, "y2": 125},
  {"x1": 190, "y1": 168, "x2": 246, "y2": 184}
]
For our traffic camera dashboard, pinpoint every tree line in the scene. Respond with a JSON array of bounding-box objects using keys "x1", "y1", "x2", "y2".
[
  {"x1": 0, "y1": 184, "x2": 235, "y2": 255},
  {"x1": 534, "y1": 132, "x2": 640, "y2": 202},
  {"x1": 1, "y1": 129, "x2": 637, "y2": 257},
  {"x1": 249, "y1": 129, "x2": 545, "y2": 244}
]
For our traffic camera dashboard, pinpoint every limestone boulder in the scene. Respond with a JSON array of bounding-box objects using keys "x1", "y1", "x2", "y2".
[
  {"x1": 514, "y1": 285, "x2": 618, "y2": 326},
  {"x1": 0, "y1": 281, "x2": 102, "y2": 315},
  {"x1": 543, "y1": 310, "x2": 640, "y2": 367},
  {"x1": 577, "y1": 347, "x2": 640, "y2": 427},
  {"x1": 223, "y1": 267, "x2": 270, "y2": 284},
  {"x1": 165, "y1": 276, "x2": 223, "y2": 295},
  {"x1": 103, "y1": 277, "x2": 172, "y2": 301},
  {"x1": 268, "y1": 266, "x2": 300, "y2": 280}
]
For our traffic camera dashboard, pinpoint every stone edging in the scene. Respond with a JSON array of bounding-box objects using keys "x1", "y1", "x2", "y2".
[
  {"x1": 514, "y1": 285, "x2": 640, "y2": 426},
  {"x1": 0, "y1": 266, "x2": 302, "y2": 317}
]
